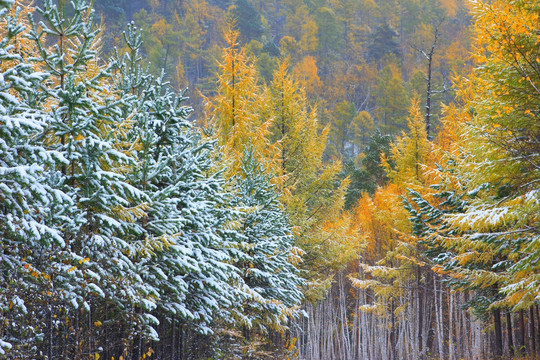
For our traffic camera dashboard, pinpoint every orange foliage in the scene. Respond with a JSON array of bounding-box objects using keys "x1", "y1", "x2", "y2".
[
  {"x1": 352, "y1": 183, "x2": 407, "y2": 263},
  {"x1": 292, "y1": 56, "x2": 323, "y2": 98}
]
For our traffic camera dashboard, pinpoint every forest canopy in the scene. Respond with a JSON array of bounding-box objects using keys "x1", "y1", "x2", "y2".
[{"x1": 1, "y1": 0, "x2": 539, "y2": 359}]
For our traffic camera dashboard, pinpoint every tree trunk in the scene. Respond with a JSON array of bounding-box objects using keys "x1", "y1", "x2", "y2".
[
  {"x1": 493, "y1": 308, "x2": 503, "y2": 359},
  {"x1": 425, "y1": 47, "x2": 433, "y2": 139},
  {"x1": 390, "y1": 299, "x2": 396, "y2": 360},
  {"x1": 531, "y1": 306, "x2": 536, "y2": 356},
  {"x1": 520, "y1": 309, "x2": 526, "y2": 355},
  {"x1": 417, "y1": 266, "x2": 424, "y2": 358},
  {"x1": 507, "y1": 311, "x2": 514, "y2": 357}
]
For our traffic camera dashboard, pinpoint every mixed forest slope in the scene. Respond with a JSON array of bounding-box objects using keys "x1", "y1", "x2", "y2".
[
  {"x1": 1, "y1": 0, "x2": 539, "y2": 359},
  {"x1": 95, "y1": 0, "x2": 472, "y2": 155}
]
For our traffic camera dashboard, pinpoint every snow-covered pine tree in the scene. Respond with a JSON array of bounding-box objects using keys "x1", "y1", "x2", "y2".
[
  {"x1": 0, "y1": 3, "x2": 73, "y2": 357},
  {"x1": 25, "y1": 0, "x2": 159, "y2": 356},
  {"x1": 233, "y1": 145, "x2": 304, "y2": 334},
  {"x1": 403, "y1": 177, "x2": 511, "y2": 357},
  {"x1": 112, "y1": 23, "x2": 242, "y2": 351}
]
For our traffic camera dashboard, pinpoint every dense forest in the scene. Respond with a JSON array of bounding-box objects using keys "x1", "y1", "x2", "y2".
[{"x1": 1, "y1": 0, "x2": 539, "y2": 359}]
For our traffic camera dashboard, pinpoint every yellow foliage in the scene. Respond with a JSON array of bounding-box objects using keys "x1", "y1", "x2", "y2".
[
  {"x1": 111, "y1": 203, "x2": 150, "y2": 223},
  {"x1": 206, "y1": 28, "x2": 279, "y2": 177},
  {"x1": 382, "y1": 98, "x2": 431, "y2": 189}
]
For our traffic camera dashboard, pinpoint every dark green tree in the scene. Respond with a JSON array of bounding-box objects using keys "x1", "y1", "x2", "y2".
[
  {"x1": 367, "y1": 24, "x2": 400, "y2": 63},
  {"x1": 232, "y1": 0, "x2": 264, "y2": 42},
  {"x1": 343, "y1": 130, "x2": 392, "y2": 209}
]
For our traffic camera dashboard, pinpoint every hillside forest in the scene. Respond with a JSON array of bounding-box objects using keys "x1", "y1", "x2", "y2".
[{"x1": 1, "y1": 0, "x2": 539, "y2": 359}]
